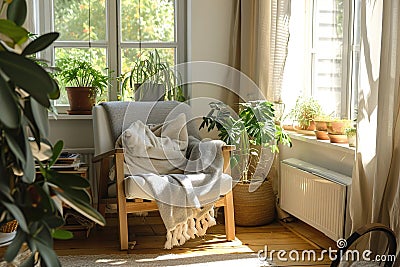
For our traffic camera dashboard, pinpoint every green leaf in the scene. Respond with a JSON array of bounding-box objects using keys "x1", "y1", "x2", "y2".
[
  {"x1": 36, "y1": 224, "x2": 53, "y2": 247},
  {"x1": 20, "y1": 254, "x2": 35, "y2": 267},
  {"x1": 52, "y1": 229, "x2": 73, "y2": 240},
  {"x1": 31, "y1": 98, "x2": 49, "y2": 137},
  {"x1": 1, "y1": 202, "x2": 28, "y2": 232},
  {"x1": 22, "y1": 32, "x2": 59, "y2": 56},
  {"x1": 49, "y1": 171, "x2": 91, "y2": 190},
  {"x1": 4, "y1": 229, "x2": 25, "y2": 262},
  {"x1": 0, "y1": 166, "x2": 13, "y2": 202},
  {"x1": 54, "y1": 191, "x2": 105, "y2": 226},
  {"x1": 4, "y1": 130, "x2": 25, "y2": 166},
  {"x1": 43, "y1": 216, "x2": 64, "y2": 229},
  {"x1": 0, "y1": 74, "x2": 20, "y2": 128},
  {"x1": 0, "y1": 51, "x2": 55, "y2": 107},
  {"x1": 49, "y1": 140, "x2": 63, "y2": 167},
  {"x1": 33, "y1": 238, "x2": 61, "y2": 267},
  {"x1": 23, "y1": 100, "x2": 41, "y2": 145},
  {"x1": 0, "y1": 19, "x2": 28, "y2": 45},
  {"x1": 7, "y1": 0, "x2": 27, "y2": 26},
  {"x1": 22, "y1": 136, "x2": 35, "y2": 183},
  {"x1": 48, "y1": 79, "x2": 60, "y2": 100}
]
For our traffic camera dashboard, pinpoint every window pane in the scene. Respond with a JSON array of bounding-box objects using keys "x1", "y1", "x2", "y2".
[
  {"x1": 121, "y1": 48, "x2": 175, "y2": 74},
  {"x1": 120, "y1": 0, "x2": 175, "y2": 42},
  {"x1": 55, "y1": 48, "x2": 107, "y2": 105},
  {"x1": 313, "y1": 0, "x2": 344, "y2": 117},
  {"x1": 120, "y1": 48, "x2": 175, "y2": 100},
  {"x1": 54, "y1": 0, "x2": 106, "y2": 41}
]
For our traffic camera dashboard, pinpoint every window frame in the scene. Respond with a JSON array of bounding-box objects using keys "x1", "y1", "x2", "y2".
[
  {"x1": 302, "y1": 0, "x2": 359, "y2": 119},
  {"x1": 34, "y1": 0, "x2": 186, "y2": 111}
]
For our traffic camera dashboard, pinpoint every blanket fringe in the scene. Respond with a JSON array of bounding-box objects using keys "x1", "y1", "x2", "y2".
[{"x1": 164, "y1": 209, "x2": 217, "y2": 249}]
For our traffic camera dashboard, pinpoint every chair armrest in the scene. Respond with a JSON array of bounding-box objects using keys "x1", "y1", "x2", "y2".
[
  {"x1": 92, "y1": 148, "x2": 124, "y2": 163},
  {"x1": 222, "y1": 145, "x2": 235, "y2": 152}
]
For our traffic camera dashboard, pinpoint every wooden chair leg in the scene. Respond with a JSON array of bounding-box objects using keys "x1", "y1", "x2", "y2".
[
  {"x1": 118, "y1": 206, "x2": 129, "y2": 250},
  {"x1": 224, "y1": 191, "x2": 235, "y2": 241}
]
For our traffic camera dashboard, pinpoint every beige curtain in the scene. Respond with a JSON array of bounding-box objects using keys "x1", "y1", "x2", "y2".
[
  {"x1": 230, "y1": 0, "x2": 290, "y2": 102},
  {"x1": 350, "y1": 0, "x2": 400, "y2": 261}
]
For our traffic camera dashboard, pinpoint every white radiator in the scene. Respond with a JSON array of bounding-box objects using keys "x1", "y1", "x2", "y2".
[{"x1": 280, "y1": 158, "x2": 352, "y2": 240}]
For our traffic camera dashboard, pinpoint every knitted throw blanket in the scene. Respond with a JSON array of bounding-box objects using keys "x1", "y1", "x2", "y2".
[{"x1": 115, "y1": 115, "x2": 225, "y2": 249}]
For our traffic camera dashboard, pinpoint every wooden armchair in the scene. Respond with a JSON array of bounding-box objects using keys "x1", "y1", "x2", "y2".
[{"x1": 92, "y1": 101, "x2": 235, "y2": 250}]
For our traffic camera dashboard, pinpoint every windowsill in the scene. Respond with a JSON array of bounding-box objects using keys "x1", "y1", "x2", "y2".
[
  {"x1": 286, "y1": 131, "x2": 355, "y2": 154},
  {"x1": 48, "y1": 114, "x2": 93, "y2": 120}
]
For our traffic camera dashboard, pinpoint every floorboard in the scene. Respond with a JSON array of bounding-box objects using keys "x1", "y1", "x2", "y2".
[
  {"x1": 0, "y1": 212, "x2": 336, "y2": 266},
  {"x1": 49, "y1": 213, "x2": 336, "y2": 266}
]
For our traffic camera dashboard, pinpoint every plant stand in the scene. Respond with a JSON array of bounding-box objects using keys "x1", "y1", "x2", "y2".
[{"x1": 232, "y1": 180, "x2": 276, "y2": 226}]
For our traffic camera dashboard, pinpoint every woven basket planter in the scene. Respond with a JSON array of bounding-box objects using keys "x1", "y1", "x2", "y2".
[
  {"x1": 233, "y1": 180, "x2": 276, "y2": 226},
  {"x1": 0, "y1": 220, "x2": 18, "y2": 233}
]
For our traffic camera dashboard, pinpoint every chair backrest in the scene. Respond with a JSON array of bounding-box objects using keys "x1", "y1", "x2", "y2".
[{"x1": 93, "y1": 101, "x2": 200, "y2": 156}]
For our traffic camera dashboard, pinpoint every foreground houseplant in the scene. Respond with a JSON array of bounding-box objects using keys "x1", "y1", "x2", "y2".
[
  {"x1": 120, "y1": 49, "x2": 185, "y2": 101},
  {"x1": 0, "y1": 1, "x2": 105, "y2": 265},
  {"x1": 56, "y1": 57, "x2": 110, "y2": 114},
  {"x1": 200, "y1": 101, "x2": 291, "y2": 226}
]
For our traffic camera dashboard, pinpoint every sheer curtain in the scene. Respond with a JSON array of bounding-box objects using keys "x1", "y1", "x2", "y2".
[
  {"x1": 230, "y1": 0, "x2": 290, "y2": 102},
  {"x1": 350, "y1": 0, "x2": 400, "y2": 261}
]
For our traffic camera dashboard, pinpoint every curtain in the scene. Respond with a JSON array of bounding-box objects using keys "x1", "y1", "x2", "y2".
[
  {"x1": 350, "y1": 0, "x2": 400, "y2": 261},
  {"x1": 229, "y1": 0, "x2": 291, "y2": 213},
  {"x1": 230, "y1": 0, "x2": 290, "y2": 102}
]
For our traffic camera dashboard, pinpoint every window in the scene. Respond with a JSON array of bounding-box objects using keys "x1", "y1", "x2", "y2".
[
  {"x1": 34, "y1": 0, "x2": 185, "y2": 107},
  {"x1": 282, "y1": 0, "x2": 360, "y2": 119}
]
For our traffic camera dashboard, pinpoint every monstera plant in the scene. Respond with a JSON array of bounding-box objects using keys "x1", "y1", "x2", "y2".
[{"x1": 0, "y1": 0, "x2": 105, "y2": 266}]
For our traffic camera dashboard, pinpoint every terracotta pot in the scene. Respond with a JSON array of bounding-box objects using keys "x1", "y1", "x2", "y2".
[
  {"x1": 327, "y1": 120, "x2": 352, "y2": 135},
  {"x1": 66, "y1": 87, "x2": 95, "y2": 115},
  {"x1": 314, "y1": 130, "x2": 329, "y2": 140},
  {"x1": 233, "y1": 181, "x2": 276, "y2": 226},
  {"x1": 302, "y1": 121, "x2": 316, "y2": 131},
  {"x1": 314, "y1": 120, "x2": 328, "y2": 131},
  {"x1": 328, "y1": 134, "x2": 348, "y2": 143},
  {"x1": 283, "y1": 124, "x2": 295, "y2": 131}
]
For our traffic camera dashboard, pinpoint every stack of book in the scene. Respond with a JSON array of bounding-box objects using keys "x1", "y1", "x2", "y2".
[{"x1": 51, "y1": 152, "x2": 81, "y2": 170}]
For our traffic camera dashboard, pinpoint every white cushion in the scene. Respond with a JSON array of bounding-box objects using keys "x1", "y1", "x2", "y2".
[{"x1": 108, "y1": 173, "x2": 232, "y2": 201}]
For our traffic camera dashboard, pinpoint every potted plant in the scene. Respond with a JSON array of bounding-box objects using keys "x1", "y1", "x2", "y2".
[
  {"x1": 313, "y1": 114, "x2": 333, "y2": 140},
  {"x1": 288, "y1": 96, "x2": 322, "y2": 132},
  {"x1": 327, "y1": 119, "x2": 353, "y2": 143},
  {"x1": 56, "y1": 57, "x2": 110, "y2": 114},
  {"x1": 0, "y1": 2, "x2": 105, "y2": 266},
  {"x1": 345, "y1": 127, "x2": 357, "y2": 147},
  {"x1": 119, "y1": 49, "x2": 185, "y2": 102},
  {"x1": 200, "y1": 101, "x2": 292, "y2": 226}
]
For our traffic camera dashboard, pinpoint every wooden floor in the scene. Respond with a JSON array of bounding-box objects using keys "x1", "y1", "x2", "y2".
[{"x1": 53, "y1": 211, "x2": 336, "y2": 266}]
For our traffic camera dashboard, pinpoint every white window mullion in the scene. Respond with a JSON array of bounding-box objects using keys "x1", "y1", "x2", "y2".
[
  {"x1": 176, "y1": 0, "x2": 186, "y2": 64},
  {"x1": 53, "y1": 41, "x2": 108, "y2": 48},
  {"x1": 36, "y1": 0, "x2": 53, "y2": 64},
  {"x1": 341, "y1": 0, "x2": 352, "y2": 118},
  {"x1": 108, "y1": 0, "x2": 119, "y2": 101},
  {"x1": 304, "y1": 0, "x2": 315, "y2": 97},
  {"x1": 120, "y1": 42, "x2": 178, "y2": 49}
]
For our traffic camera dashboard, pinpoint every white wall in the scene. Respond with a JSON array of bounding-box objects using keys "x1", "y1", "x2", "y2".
[
  {"x1": 189, "y1": 0, "x2": 234, "y2": 64},
  {"x1": 188, "y1": 0, "x2": 237, "y2": 138}
]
